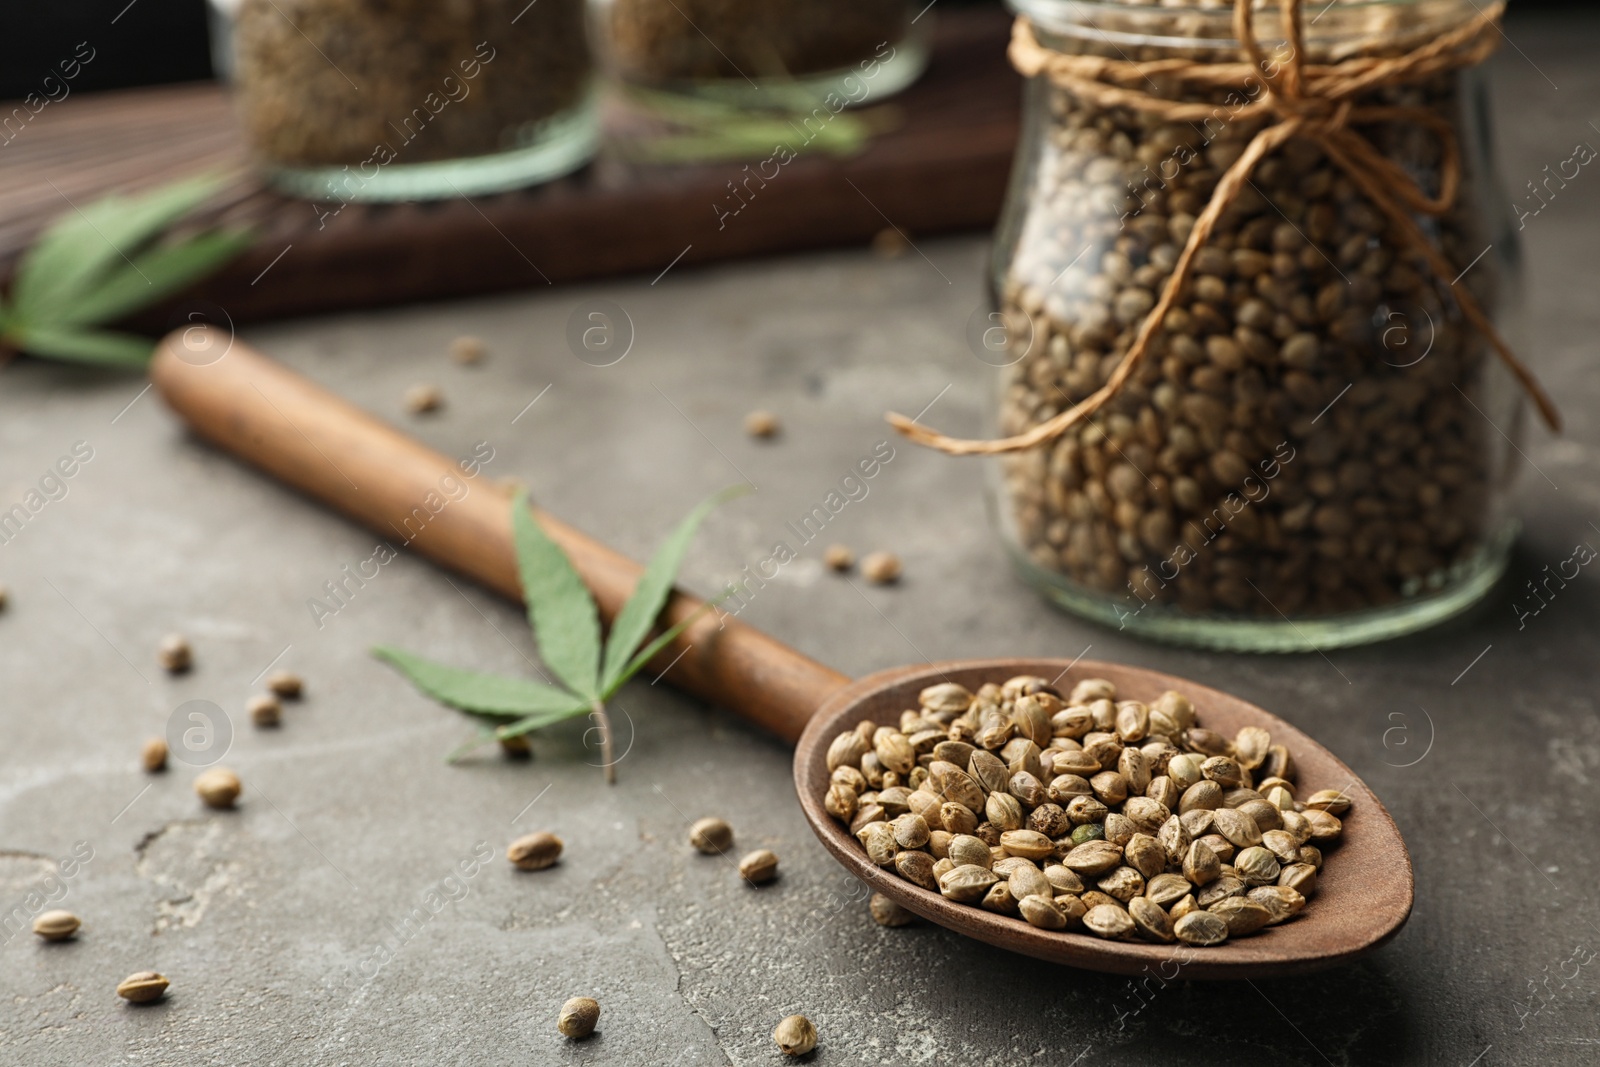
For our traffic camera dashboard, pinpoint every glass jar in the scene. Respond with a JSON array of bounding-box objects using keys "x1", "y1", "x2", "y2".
[
  {"x1": 987, "y1": 0, "x2": 1535, "y2": 651},
  {"x1": 232, "y1": 0, "x2": 598, "y2": 200},
  {"x1": 592, "y1": 0, "x2": 931, "y2": 108}
]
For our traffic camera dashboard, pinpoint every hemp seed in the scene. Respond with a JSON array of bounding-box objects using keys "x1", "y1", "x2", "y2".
[
  {"x1": 1174, "y1": 910, "x2": 1229, "y2": 946},
  {"x1": 999, "y1": 829, "x2": 1055, "y2": 862},
  {"x1": 1208, "y1": 896, "x2": 1274, "y2": 937},
  {"x1": 1305, "y1": 789, "x2": 1353, "y2": 815},
  {"x1": 773, "y1": 1014, "x2": 818, "y2": 1056},
  {"x1": 689, "y1": 817, "x2": 734, "y2": 855},
  {"x1": 1196, "y1": 874, "x2": 1247, "y2": 909},
  {"x1": 1303, "y1": 809, "x2": 1344, "y2": 842},
  {"x1": 1008, "y1": 862, "x2": 1052, "y2": 902},
  {"x1": 869, "y1": 892, "x2": 917, "y2": 927},
  {"x1": 1212, "y1": 807, "x2": 1264, "y2": 849},
  {"x1": 738, "y1": 849, "x2": 779, "y2": 885},
  {"x1": 1261, "y1": 829, "x2": 1301, "y2": 865},
  {"x1": 824, "y1": 543, "x2": 855, "y2": 572},
  {"x1": 1279, "y1": 863, "x2": 1318, "y2": 897},
  {"x1": 157, "y1": 633, "x2": 191, "y2": 673},
  {"x1": 1083, "y1": 903, "x2": 1136, "y2": 940},
  {"x1": 266, "y1": 670, "x2": 304, "y2": 698},
  {"x1": 507, "y1": 831, "x2": 563, "y2": 870},
  {"x1": 825, "y1": 783, "x2": 858, "y2": 822},
  {"x1": 116, "y1": 971, "x2": 168, "y2": 1004},
  {"x1": 404, "y1": 383, "x2": 444, "y2": 415},
  {"x1": 858, "y1": 822, "x2": 898, "y2": 866},
  {"x1": 32, "y1": 910, "x2": 80, "y2": 942},
  {"x1": 861, "y1": 551, "x2": 902, "y2": 585},
  {"x1": 558, "y1": 996, "x2": 599, "y2": 1039},
  {"x1": 1248, "y1": 885, "x2": 1307, "y2": 925},
  {"x1": 194, "y1": 767, "x2": 241, "y2": 809},
  {"x1": 940, "y1": 863, "x2": 999, "y2": 903},
  {"x1": 248, "y1": 694, "x2": 281, "y2": 728},
  {"x1": 1128, "y1": 896, "x2": 1174, "y2": 943},
  {"x1": 141, "y1": 737, "x2": 168, "y2": 773},
  {"x1": 743, "y1": 410, "x2": 780, "y2": 438},
  {"x1": 449, "y1": 335, "x2": 486, "y2": 365},
  {"x1": 1234, "y1": 846, "x2": 1282, "y2": 886},
  {"x1": 1019, "y1": 892, "x2": 1068, "y2": 930}
]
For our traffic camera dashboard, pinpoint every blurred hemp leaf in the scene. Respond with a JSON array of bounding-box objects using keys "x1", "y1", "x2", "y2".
[
  {"x1": 374, "y1": 485, "x2": 747, "y2": 782},
  {"x1": 0, "y1": 173, "x2": 253, "y2": 367},
  {"x1": 619, "y1": 87, "x2": 901, "y2": 164}
]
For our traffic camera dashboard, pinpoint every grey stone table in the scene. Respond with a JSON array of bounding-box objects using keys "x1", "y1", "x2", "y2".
[{"x1": 3, "y1": 12, "x2": 1598, "y2": 1066}]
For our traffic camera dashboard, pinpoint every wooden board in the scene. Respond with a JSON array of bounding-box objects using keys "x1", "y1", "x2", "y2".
[{"x1": 1, "y1": 8, "x2": 1020, "y2": 325}]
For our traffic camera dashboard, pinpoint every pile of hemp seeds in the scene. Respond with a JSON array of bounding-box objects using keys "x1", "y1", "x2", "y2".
[{"x1": 825, "y1": 675, "x2": 1348, "y2": 946}]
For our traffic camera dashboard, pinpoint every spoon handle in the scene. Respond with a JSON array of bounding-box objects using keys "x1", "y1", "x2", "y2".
[{"x1": 150, "y1": 328, "x2": 850, "y2": 744}]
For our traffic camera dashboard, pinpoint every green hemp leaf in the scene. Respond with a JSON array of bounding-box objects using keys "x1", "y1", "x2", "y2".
[
  {"x1": 374, "y1": 485, "x2": 746, "y2": 781},
  {"x1": 0, "y1": 173, "x2": 253, "y2": 367}
]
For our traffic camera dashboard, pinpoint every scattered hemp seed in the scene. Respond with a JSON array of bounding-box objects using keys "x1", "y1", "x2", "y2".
[
  {"x1": 116, "y1": 971, "x2": 168, "y2": 1004},
  {"x1": 823, "y1": 544, "x2": 855, "y2": 572},
  {"x1": 157, "y1": 633, "x2": 192, "y2": 673},
  {"x1": 738, "y1": 849, "x2": 779, "y2": 885},
  {"x1": 266, "y1": 671, "x2": 303, "y2": 699},
  {"x1": 194, "y1": 767, "x2": 242, "y2": 809},
  {"x1": 248, "y1": 694, "x2": 281, "y2": 728},
  {"x1": 507, "y1": 831, "x2": 563, "y2": 871},
  {"x1": 450, "y1": 335, "x2": 486, "y2": 365},
  {"x1": 558, "y1": 996, "x2": 600, "y2": 1039},
  {"x1": 860, "y1": 551, "x2": 902, "y2": 585},
  {"x1": 32, "y1": 910, "x2": 80, "y2": 942},
  {"x1": 141, "y1": 738, "x2": 169, "y2": 773},
  {"x1": 499, "y1": 734, "x2": 533, "y2": 760},
  {"x1": 743, "y1": 409, "x2": 780, "y2": 438},
  {"x1": 825, "y1": 678, "x2": 1347, "y2": 947},
  {"x1": 773, "y1": 1014, "x2": 818, "y2": 1056},
  {"x1": 689, "y1": 817, "x2": 733, "y2": 855},
  {"x1": 0, "y1": 583, "x2": 9, "y2": 610},
  {"x1": 869, "y1": 892, "x2": 916, "y2": 927},
  {"x1": 404, "y1": 383, "x2": 444, "y2": 415}
]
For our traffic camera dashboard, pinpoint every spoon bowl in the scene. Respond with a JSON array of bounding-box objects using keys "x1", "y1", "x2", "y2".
[{"x1": 795, "y1": 658, "x2": 1413, "y2": 979}]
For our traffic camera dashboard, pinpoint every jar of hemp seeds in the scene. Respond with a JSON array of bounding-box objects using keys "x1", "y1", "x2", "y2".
[
  {"x1": 232, "y1": 0, "x2": 597, "y2": 200},
  {"x1": 593, "y1": 0, "x2": 931, "y2": 108},
  {"x1": 896, "y1": 0, "x2": 1559, "y2": 651}
]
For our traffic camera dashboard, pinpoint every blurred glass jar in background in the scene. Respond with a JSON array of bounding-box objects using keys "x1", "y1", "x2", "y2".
[
  {"x1": 988, "y1": 0, "x2": 1529, "y2": 651},
  {"x1": 592, "y1": 0, "x2": 931, "y2": 108},
  {"x1": 229, "y1": 0, "x2": 597, "y2": 200}
]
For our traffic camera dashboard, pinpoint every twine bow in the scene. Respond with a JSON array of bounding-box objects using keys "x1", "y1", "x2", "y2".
[{"x1": 889, "y1": 0, "x2": 1559, "y2": 456}]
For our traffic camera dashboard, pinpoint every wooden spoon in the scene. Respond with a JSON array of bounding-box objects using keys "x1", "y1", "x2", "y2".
[
  {"x1": 797, "y1": 661, "x2": 1411, "y2": 977},
  {"x1": 150, "y1": 329, "x2": 1413, "y2": 978}
]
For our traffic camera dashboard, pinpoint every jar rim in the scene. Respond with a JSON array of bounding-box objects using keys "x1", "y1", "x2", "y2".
[{"x1": 1006, "y1": 0, "x2": 1480, "y2": 54}]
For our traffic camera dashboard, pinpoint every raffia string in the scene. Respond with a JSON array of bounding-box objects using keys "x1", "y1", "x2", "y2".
[{"x1": 888, "y1": 0, "x2": 1560, "y2": 457}]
